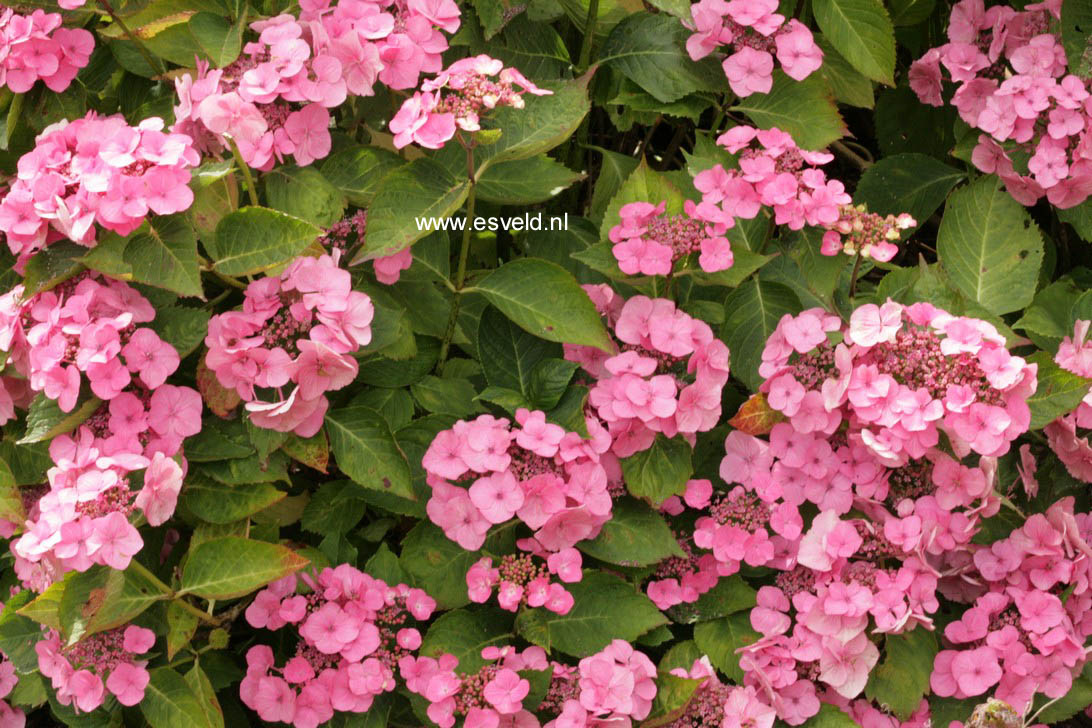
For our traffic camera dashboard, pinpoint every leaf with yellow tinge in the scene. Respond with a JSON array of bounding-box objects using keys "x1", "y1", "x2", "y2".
[
  {"x1": 0, "y1": 458, "x2": 23, "y2": 528},
  {"x1": 283, "y1": 429, "x2": 330, "y2": 473},
  {"x1": 179, "y1": 537, "x2": 309, "y2": 600},
  {"x1": 18, "y1": 579, "x2": 66, "y2": 631},
  {"x1": 59, "y1": 564, "x2": 172, "y2": 644},
  {"x1": 99, "y1": 11, "x2": 194, "y2": 40},
  {"x1": 165, "y1": 601, "x2": 199, "y2": 660},
  {"x1": 728, "y1": 393, "x2": 786, "y2": 435}
]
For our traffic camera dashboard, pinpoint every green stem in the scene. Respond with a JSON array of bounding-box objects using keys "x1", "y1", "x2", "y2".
[
  {"x1": 577, "y1": 0, "x2": 600, "y2": 72},
  {"x1": 176, "y1": 596, "x2": 220, "y2": 625},
  {"x1": 849, "y1": 251, "x2": 864, "y2": 297},
  {"x1": 437, "y1": 142, "x2": 477, "y2": 371},
  {"x1": 227, "y1": 137, "x2": 260, "y2": 207},
  {"x1": 831, "y1": 140, "x2": 872, "y2": 170},
  {"x1": 709, "y1": 107, "x2": 725, "y2": 136},
  {"x1": 128, "y1": 560, "x2": 220, "y2": 625},
  {"x1": 96, "y1": 0, "x2": 165, "y2": 76},
  {"x1": 756, "y1": 213, "x2": 776, "y2": 255}
]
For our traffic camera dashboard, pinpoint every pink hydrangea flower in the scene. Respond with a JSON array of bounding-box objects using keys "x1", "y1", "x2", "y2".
[
  {"x1": 205, "y1": 250, "x2": 373, "y2": 436},
  {"x1": 391, "y1": 55, "x2": 551, "y2": 150},
  {"x1": 909, "y1": 0, "x2": 1092, "y2": 207},
  {"x1": 565, "y1": 290, "x2": 731, "y2": 458},
  {"x1": 690, "y1": 126, "x2": 913, "y2": 261},
  {"x1": 36, "y1": 624, "x2": 154, "y2": 713},
  {"x1": 684, "y1": 0, "x2": 822, "y2": 96},
  {"x1": 0, "y1": 8, "x2": 94, "y2": 94},
  {"x1": 0, "y1": 115, "x2": 198, "y2": 264},
  {"x1": 608, "y1": 200, "x2": 733, "y2": 276},
  {"x1": 243, "y1": 566, "x2": 437, "y2": 727},
  {"x1": 422, "y1": 409, "x2": 612, "y2": 551}
]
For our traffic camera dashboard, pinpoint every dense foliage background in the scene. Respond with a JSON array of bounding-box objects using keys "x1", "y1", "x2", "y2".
[{"x1": 0, "y1": 0, "x2": 1092, "y2": 725}]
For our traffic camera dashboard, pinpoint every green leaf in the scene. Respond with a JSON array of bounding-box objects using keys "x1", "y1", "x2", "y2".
[
  {"x1": 81, "y1": 215, "x2": 204, "y2": 298},
  {"x1": 571, "y1": 241, "x2": 627, "y2": 279},
  {"x1": 190, "y1": 11, "x2": 242, "y2": 68},
  {"x1": 0, "y1": 457, "x2": 22, "y2": 526},
  {"x1": 400, "y1": 522, "x2": 482, "y2": 610},
  {"x1": 182, "y1": 474, "x2": 286, "y2": 524},
  {"x1": 854, "y1": 153, "x2": 963, "y2": 234},
  {"x1": 364, "y1": 542, "x2": 410, "y2": 586},
  {"x1": 813, "y1": 0, "x2": 895, "y2": 85},
  {"x1": 165, "y1": 601, "x2": 199, "y2": 660},
  {"x1": 722, "y1": 280, "x2": 800, "y2": 392},
  {"x1": 816, "y1": 37, "x2": 874, "y2": 109},
  {"x1": 589, "y1": 146, "x2": 641, "y2": 223},
  {"x1": 58, "y1": 564, "x2": 172, "y2": 644},
  {"x1": 0, "y1": 591, "x2": 44, "y2": 672},
  {"x1": 325, "y1": 405, "x2": 416, "y2": 500},
  {"x1": 351, "y1": 388, "x2": 416, "y2": 430},
  {"x1": 420, "y1": 607, "x2": 515, "y2": 673},
  {"x1": 527, "y1": 359, "x2": 581, "y2": 410},
  {"x1": 1059, "y1": 198, "x2": 1092, "y2": 242},
  {"x1": 810, "y1": 703, "x2": 861, "y2": 728},
  {"x1": 16, "y1": 579, "x2": 64, "y2": 631},
  {"x1": 411, "y1": 376, "x2": 480, "y2": 417},
  {"x1": 472, "y1": 258, "x2": 613, "y2": 351},
  {"x1": 936, "y1": 177, "x2": 1045, "y2": 315},
  {"x1": 1013, "y1": 278, "x2": 1084, "y2": 351},
  {"x1": 478, "y1": 305, "x2": 564, "y2": 395},
  {"x1": 0, "y1": 440, "x2": 51, "y2": 486},
  {"x1": 646, "y1": 673, "x2": 703, "y2": 726},
  {"x1": 184, "y1": 666, "x2": 225, "y2": 728},
  {"x1": 599, "y1": 158, "x2": 688, "y2": 243},
  {"x1": 358, "y1": 336, "x2": 440, "y2": 387},
  {"x1": 141, "y1": 667, "x2": 221, "y2": 728},
  {"x1": 184, "y1": 419, "x2": 254, "y2": 462},
  {"x1": 474, "y1": 74, "x2": 592, "y2": 176},
  {"x1": 208, "y1": 206, "x2": 322, "y2": 276},
  {"x1": 1026, "y1": 351, "x2": 1092, "y2": 429},
  {"x1": 352, "y1": 158, "x2": 470, "y2": 260},
  {"x1": 149, "y1": 306, "x2": 212, "y2": 358},
  {"x1": 678, "y1": 249, "x2": 774, "y2": 289},
  {"x1": 263, "y1": 166, "x2": 346, "y2": 227},
  {"x1": 1061, "y1": 0, "x2": 1092, "y2": 79},
  {"x1": 301, "y1": 480, "x2": 367, "y2": 535},
  {"x1": 865, "y1": 629, "x2": 937, "y2": 720},
  {"x1": 599, "y1": 13, "x2": 725, "y2": 103},
  {"x1": 200, "y1": 452, "x2": 290, "y2": 485},
  {"x1": 515, "y1": 571, "x2": 667, "y2": 656},
  {"x1": 476, "y1": 156, "x2": 582, "y2": 205},
  {"x1": 888, "y1": 0, "x2": 935, "y2": 25},
  {"x1": 732, "y1": 72, "x2": 847, "y2": 150},
  {"x1": 319, "y1": 145, "x2": 407, "y2": 207},
  {"x1": 621, "y1": 435, "x2": 693, "y2": 505},
  {"x1": 876, "y1": 86, "x2": 956, "y2": 159},
  {"x1": 18, "y1": 394, "x2": 101, "y2": 445},
  {"x1": 578, "y1": 497, "x2": 685, "y2": 566},
  {"x1": 669, "y1": 574, "x2": 757, "y2": 624},
  {"x1": 607, "y1": 82, "x2": 714, "y2": 125},
  {"x1": 22, "y1": 241, "x2": 86, "y2": 296},
  {"x1": 693, "y1": 611, "x2": 759, "y2": 682},
  {"x1": 475, "y1": 0, "x2": 511, "y2": 39},
  {"x1": 179, "y1": 537, "x2": 309, "y2": 600},
  {"x1": 478, "y1": 386, "x2": 532, "y2": 413}
]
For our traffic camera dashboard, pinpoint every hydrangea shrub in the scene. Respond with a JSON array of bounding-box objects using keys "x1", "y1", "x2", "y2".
[{"x1": 0, "y1": 0, "x2": 1091, "y2": 726}]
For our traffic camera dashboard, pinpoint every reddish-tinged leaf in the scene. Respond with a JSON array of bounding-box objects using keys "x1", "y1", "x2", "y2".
[
  {"x1": 283, "y1": 429, "x2": 330, "y2": 473},
  {"x1": 728, "y1": 394, "x2": 786, "y2": 436},
  {"x1": 197, "y1": 356, "x2": 241, "y2": 418}
]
